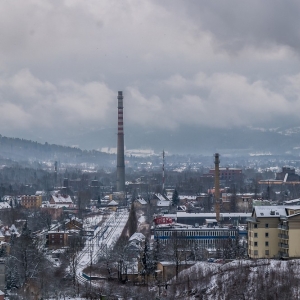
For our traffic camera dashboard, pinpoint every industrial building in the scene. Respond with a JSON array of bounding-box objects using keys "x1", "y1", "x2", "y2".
[
  {"x1": 176, "y1": 211, "x2": 250, "y2": 226},
  {"x1": 209, "y1": 167, "x2": 243, "y2": 183}
]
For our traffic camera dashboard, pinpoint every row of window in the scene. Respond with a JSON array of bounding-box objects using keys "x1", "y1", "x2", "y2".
[
  {"x1": 157, "y1": 238, "x2": 221, "y2": 245},
  {"x1": 250, "y1": 223, "x2": 269, "y2": 229},
  {"x1": 250, "y1": 250, "x2": 269, "y2": 256},
  {"x1": 253, "y1": 232, "x2": 269, "y2": 238},
  {"x1": 251, "y1": 241, "x2": 269, "y2": 247},
  {"x1": 155, "y1": 230, "x2": 236, "y2": 237}
]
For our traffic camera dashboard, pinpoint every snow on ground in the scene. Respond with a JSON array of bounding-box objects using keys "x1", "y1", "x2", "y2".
[
  {"x1": 76, "y1": 209, "x2": 129, "y2": 282},
  {"x1": 83, "y1": 214, "x2": 104, "y2": 229},
  {"x1": 138, "y1": 215, "x2": 146, "y2": 223},
  {"x1": 170, "y1": 259, "x2": 300, "y2": 299}
]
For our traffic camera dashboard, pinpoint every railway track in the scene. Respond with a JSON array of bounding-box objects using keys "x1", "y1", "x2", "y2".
[{"x1": 76, "y1": 208, "x2": 129, "y2": 284}]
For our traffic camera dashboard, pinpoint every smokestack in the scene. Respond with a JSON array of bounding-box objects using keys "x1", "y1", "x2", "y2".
[
  {"x1": 162, "y1": 150, "x2": 165, "y2": 194},
  {"x1": 214, "y1": 153, "x2": 220, "y2": 222},
  {"x1": 116, "y1": 91, "x2": 125, "y2": 192}
]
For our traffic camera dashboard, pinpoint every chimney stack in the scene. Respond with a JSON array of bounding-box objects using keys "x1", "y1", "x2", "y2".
[
  {"x1": 214, "y1": 153, "x2": 220, "y2": 222},
  {"x1": 116, "y1": 91, "x2": 125, "y2": 192}
]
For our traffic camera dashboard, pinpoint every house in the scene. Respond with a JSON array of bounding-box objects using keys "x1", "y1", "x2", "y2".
[
  {"x1": 129, "y1": 232, "x2": 145, "y2": 247},
  {"x1": 46, "y1": 231, "x2": 68, "y2": 249},
  {"x1": 247, "y1": 205, "x2": 300, "y2": 259},
  {"x1": 0, "y1": 202, "x2": 11, "y2": 210},
  {"x1": 65, "y1": 217, "x2": 83, "y2": 230},
  {"x1": 107, "y1": 200, "x2": 118, "y2": 211},
  {"x1": 134, "y1": 198, "x2": 147, "y2": 208},
  {"x1": 49, "y1": 194, "x2": 73, "y2": 208}
]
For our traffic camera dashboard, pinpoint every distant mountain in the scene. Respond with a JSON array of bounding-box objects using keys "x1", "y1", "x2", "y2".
[
  {"x1": 1, "y1": 124, "x2": 300, "y2": 166},
  {"x1": 63, "y1": 125, "x2": 300, "y2": 156}
]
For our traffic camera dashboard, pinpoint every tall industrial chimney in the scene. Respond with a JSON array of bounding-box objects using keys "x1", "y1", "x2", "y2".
[
  {"x1": 162, "y1": 150, "x2": 165, "y2": 194},
  {"x1": 214, "y1": 153, "x2": 221, "y2": 222},
  {"x1": 116, "y1": 91, "x2": 125, "y2": 192}
]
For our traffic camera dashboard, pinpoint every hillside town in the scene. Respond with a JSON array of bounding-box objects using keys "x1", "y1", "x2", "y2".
[{"x1": 0, "y1": 148, "x2": 299, "y2": 299}]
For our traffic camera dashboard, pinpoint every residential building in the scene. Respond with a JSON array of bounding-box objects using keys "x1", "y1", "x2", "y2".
[
  {"x1": 46, "y1": 231, "x2": 68, "y2": 248},
  {"x1": 247, "y1": 205, "x2": 300, "y2": 259},
  {"x1": 20, "y1": 195, "x2": 42, "y2": 208}
]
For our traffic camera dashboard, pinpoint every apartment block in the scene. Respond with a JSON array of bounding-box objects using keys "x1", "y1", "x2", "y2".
[
  {"x1": 248, "y1": 206, "x2": 300, "y2": 259},
  {"x1": 20, "y1": 195, "x2": 42, "y2": 208}
]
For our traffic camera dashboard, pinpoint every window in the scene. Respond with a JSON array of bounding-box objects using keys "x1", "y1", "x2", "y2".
[
  {"x1": 265, "y1": 223, "x2": 269, "y2": 228},
  {"x1": 265, "y1": 232, "x2": 269, "y2": 238},
  {"x1": 254, "y1": 233, "x2": 258, "y2": 238},
  {"x1": 254, "y1": 242, "x2": 258, "y2": 247},
  {"x1": 265, "y1": 241, "x2": 269, "y2": 247},
  {"x1": 265, "y1": 250, "x2": 269, "y2": 255},
  {"x1": 254, "y1": 224, "x2": 258, "y2": 228},
  {"x1": 254, "y1": 250, "x2": 258, "y2": 256}
]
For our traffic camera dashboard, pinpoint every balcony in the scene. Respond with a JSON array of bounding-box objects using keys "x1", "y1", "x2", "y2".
[
  {"x1": 278, "y1": 225, "x2": 289, "y2": 230},
  {"x1": 279, "y1": 252, "x2": 289, "y2": 258},
  {"x1": 278, "y1": 233, "x2": 289, "y2": 239},
  {"x1": 278, "y1": 243, "x2": 289, "y2": 249}
]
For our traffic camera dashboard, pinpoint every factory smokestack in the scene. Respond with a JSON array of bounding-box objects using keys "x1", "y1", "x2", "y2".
[
  {"x1": 116, "y1": 91, "x2": 125, "y2": 192},
  {"x1": 214, "y1": 153, "x2": 221, "y2": 222}
]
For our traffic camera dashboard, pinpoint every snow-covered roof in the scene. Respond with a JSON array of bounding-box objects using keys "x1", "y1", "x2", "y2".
[
  {"x1": 177, "y1": 205, "x2": 186, "y2": 211},
  {"x1": 0, "y1": 202, "x2": 11, "y2": 209},
  {"x1": 155, "y1": 193, "x2": 166, "y2": 201},
  {"x1": 2, "y1": 195, "x2": 12, "y2": 201},
  {"x1": 157, "y1": 200, "x2": 170, "y2": 207},
  {"x1": 283, "y1": 198, "x2": 300, "y2": 204},
  {"x1": 137, "y1": 198, "x2": 147, "y2": 205},
  {"x1": 51, "y1": 194, "x2": 73, "y2": 204},
  {"x1": 179, "y1": 195, "x2": 197, "y2": 200},
  {"x1": 253, "y1": 206, "x2": 286, "y2": 217},
  {"x1": 177, "y1": 212, "x2": 251, "y2": 218},
  {"x1": 129, "y1": 232, "x2": 145, "y2": 242},
  {"x1": 35, "y1": 191, "x2": 46, "y2": 196},
  {"x1": 108, "y1": 200, "x2": 118, "y2": 206}
]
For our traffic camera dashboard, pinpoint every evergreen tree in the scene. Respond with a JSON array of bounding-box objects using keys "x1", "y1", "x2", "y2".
[
  {"x1": 172, "y1": 189, "x2": 180, "y2": 206},
  {"x1": 128, "y1": 203, "x2": 138, "y2": 237}
]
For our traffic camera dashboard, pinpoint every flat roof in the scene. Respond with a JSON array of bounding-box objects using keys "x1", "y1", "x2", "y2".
[{"x1": 177, "y1": 212, "x2": 251, "y2": 218}]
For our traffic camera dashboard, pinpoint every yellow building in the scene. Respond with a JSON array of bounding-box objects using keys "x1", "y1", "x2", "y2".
[
  {"x1": 248, "y1": 205, "x2": 300, "y2": 259},
  {"x1": 20, "y1": 195, "x2": 42, "y2": 208}
]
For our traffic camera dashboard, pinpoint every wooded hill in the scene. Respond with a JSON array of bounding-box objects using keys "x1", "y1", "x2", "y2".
[{"x1": 0, "y1": 134, "x2": 114, "y2": 166}]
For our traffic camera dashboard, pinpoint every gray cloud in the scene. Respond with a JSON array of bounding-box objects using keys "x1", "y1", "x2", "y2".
[{"x1": 0, "y1": 1, "x2": 299, "y2": 150}]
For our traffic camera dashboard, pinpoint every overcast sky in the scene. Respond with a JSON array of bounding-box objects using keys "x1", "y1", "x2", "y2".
[{"x1": 1, "y1": 0, "x2": 300, "y2": 150}]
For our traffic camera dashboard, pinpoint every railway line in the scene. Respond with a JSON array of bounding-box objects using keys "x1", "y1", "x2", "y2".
[{"x1": 76, "y1": 208, "x2": 129, "y2": 284}]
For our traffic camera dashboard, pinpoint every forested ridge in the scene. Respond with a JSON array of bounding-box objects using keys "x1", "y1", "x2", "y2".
[{"x1": 0, "y1": 134, "x2": 114, "y2": 165}]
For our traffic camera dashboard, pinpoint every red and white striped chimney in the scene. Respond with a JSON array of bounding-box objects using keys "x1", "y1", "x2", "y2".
[{"x1": 117, "y1": 91, "x2": 125, "y2": 192}]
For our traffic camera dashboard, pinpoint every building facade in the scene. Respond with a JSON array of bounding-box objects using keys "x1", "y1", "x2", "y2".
[
  {"x1": 247, "y1": 206, "x2": 300, "y2": 259},
  {"x1": 21, "y1": 195, "x2": 42, "y2": 208}
]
